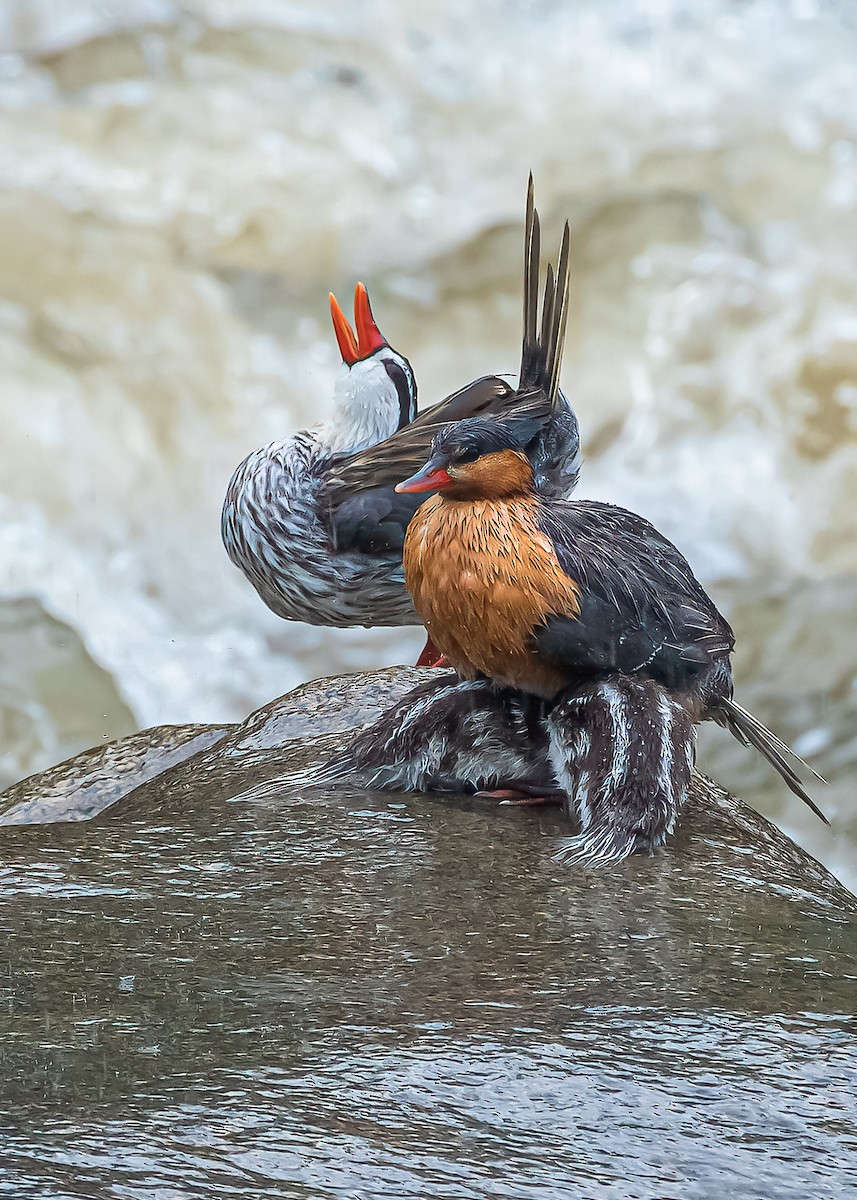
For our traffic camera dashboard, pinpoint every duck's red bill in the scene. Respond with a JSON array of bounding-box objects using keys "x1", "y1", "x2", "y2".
[
  {"x1": 353, "y1": 282, "x2": 386, "y2": 356},
  {"x1": 330, "y1": 282, "x2": 387, "y2": 364},
  {"x1": 395, "y1": 467, "x2": 452, "y2": 493},
  {"x1": 329, "y1": 292, "x2": 359, "y2": 364}
]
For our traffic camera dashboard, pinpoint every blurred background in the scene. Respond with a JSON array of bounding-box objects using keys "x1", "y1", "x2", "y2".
[{"x1": 0, "y1": 0, "x2": 854, "y2": 886}]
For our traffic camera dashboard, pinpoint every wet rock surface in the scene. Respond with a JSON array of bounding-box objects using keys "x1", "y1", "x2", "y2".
[
  {"x1": 0, "y1": 667, "x2": 436, "y2": 825},
  {"x1": 2, "y1": 0, "x2": 856, "y2": 894},
  {"x1": 0, "y1": 667, "x2": 855, "y2": 1197},
  {"x1": 0, "y1": 722, "x2": 232, "y2": 826},
  {"x1": 223, "y1": 665, "x2": 436, "y2": 751}
]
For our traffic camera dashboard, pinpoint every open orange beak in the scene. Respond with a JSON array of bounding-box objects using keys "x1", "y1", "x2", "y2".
[
  {"x1": 329, "y1": 282, "x2": 387, "y2": 365},
  {"x1": 395, "y1": 456, "x2": 453, "y2": 493}
]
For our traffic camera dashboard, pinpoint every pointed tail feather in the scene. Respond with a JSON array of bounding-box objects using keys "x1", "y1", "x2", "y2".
[
  {"x1": 716, "y1": 697, "x2": 829, "y2": 824},
  {"x1": 547, "y1": 221, "x2": 571, "y2": 406},
  {"x1": 539, "y1": 262, "x2": 555, "y2": 366},
  {"x1": 518, "y1": 179, "x2": 572, "y2": 409},
  {"x1": 521, "y1": 173, "x2": 541, "y2": 384}
]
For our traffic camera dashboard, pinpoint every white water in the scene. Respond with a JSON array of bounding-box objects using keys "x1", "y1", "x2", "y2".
[{"x1": 0, "y1": 0, "x2": 855, "y2": 885}]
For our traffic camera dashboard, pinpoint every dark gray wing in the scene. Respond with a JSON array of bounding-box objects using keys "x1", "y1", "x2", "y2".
[
  {"x1": 325, "y1": 486, "x2": 429, "y2": 558},
  {"x1": 323, "y1": 375, "x2": 516, "y2": 504},
  {"x1": 534, "y1": 500, "x2": 734, "y2": 690}
]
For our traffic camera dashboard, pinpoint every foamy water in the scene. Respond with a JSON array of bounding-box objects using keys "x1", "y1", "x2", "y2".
[{"x1": 0, "y1": 0, "x2": 855, "y2": 885}]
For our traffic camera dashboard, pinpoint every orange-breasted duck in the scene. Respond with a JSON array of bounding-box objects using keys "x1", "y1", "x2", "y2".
[
  {"x1": 221, "y1": 178, "x2": 582, "y2": 659},
  {"x1": 396, "y1": 383, "x2": 827, "y2": 828}
]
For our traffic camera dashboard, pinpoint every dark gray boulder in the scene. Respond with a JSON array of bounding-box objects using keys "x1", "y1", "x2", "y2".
[
  {"x1": 0, "y1": 722, "x2": 232, "y2": 826},
  {"x1": 0, "y1": 667, "x2": 854, "y2": 1197},
  {"x1": 0, "y1": 667, "x2": 435, "y2": 826}
]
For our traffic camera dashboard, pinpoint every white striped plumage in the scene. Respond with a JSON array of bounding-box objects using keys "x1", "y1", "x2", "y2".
[
  {"x1": 551, "y1": 677, "x2": 695, "y2": 866},
  {"x1": 241, "y1": 671, "x2": 698, "y2": 868},
  {"x1": 221, "y1": 350, "x2": 419, "y2": 629},
  {"x1": 600, "y1": 682, "x2": 631, "y2": 793},
  {"x1": 222, "y1": 429, "x2": 417, "y2": 628}
]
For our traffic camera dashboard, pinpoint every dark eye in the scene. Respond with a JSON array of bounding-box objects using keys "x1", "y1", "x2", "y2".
[{"x1": 454, "y1": 447, "x2": 480, "y2": 465}]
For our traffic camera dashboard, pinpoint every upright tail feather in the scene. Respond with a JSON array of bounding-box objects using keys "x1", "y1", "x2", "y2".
[
  {"x1": 519, "y1": 174, "x2": 572, "y2": 408},
  {"x1": 547, "y1": 221, "x2": 571, "y2": 405},
  {"x1": 715, "y1": 697, "x2": 829, "y2": 825},
  {"x1": 521, "y1": 173, "x2": 541, "y2": 385}
]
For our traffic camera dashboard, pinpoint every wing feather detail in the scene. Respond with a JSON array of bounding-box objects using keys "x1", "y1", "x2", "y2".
[
  {"x1": 323, "y1": 375, "x2": 517, "y2": 503},
  {"x1": 532, "y1": 500, "x2": 734, "y2": 688}
]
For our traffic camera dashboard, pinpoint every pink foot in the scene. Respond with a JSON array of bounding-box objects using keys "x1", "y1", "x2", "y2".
[
  {"x1": 475, "y1": 788, "x2": 564, "y2": 807},
  {"x1": 416, "y1": 636, "x2": 447, "y2": 668}
]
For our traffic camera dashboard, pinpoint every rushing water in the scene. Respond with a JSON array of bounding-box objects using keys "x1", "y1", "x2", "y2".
[{"x1": 0, "y1": 0, "x2": 856, "y2": 889}]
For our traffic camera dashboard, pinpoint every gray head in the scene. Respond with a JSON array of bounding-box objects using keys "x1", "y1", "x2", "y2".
[{"x1": 396, "y1": 415, "x2": 546, "y2": 500}]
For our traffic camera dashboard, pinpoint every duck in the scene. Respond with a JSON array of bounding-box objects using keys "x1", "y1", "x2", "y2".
[
  {"x1": 221, "y1": 281, "x2": 513, "y2": 663},
  {"x1": 270, "y1": 668, "x2": 696, "y2": 866},
  {"x1": 222, "y1": 178, "x2": 582, "y2": 656},
  {"x1": 323, "y1": 176, "x2": 582, "y2": 510},
  {"x1": 395, "y1": 307, "x2": 827, "y2": 827},
  {"x1": 222, "y1": 281, "x2": 422, "y2": 630}
]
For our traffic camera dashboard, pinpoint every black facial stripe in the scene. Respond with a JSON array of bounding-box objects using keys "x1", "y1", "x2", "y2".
[{"x1": 384, "y1": 359, "x2": 416, "y2": 429}]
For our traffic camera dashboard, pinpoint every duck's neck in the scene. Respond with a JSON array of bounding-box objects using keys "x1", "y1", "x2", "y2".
[{"x1": 319, "y1": 362, "x2": 400, "y2": 456}]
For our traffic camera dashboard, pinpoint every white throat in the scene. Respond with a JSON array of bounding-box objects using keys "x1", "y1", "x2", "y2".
[{"x1": 320, "y1": 358, "x2": 402, "y2": 455}]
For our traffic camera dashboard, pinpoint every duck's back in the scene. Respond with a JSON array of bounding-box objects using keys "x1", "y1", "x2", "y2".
[
  {"x1": 222, "y1": 433, "x2": 417, "y2": 628},
  {"x1": 533, "y1": 499, "x2": 735, "y2": 705}
]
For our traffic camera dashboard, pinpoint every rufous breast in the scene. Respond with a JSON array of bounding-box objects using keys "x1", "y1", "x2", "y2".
[{"x1": 403, "y1": 494, "x2": 580, "y2": 699}]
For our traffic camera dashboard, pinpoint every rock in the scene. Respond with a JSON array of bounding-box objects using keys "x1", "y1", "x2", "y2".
[
  {"x1": 0, "y1": 667, "x2": 437, "y2": 825},
  {"x1": 0, "y1": 666, "x2": 854, "y2": 1195},
  {"x1": 222, "y1": 665, "x2": 437, "y2": 751},
  {"x1": 0, "y1": 722, "x2": 232, "y2": 826},
  {"x1": 0, "y1": 666, "x2": 848, "y2": 909}
]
